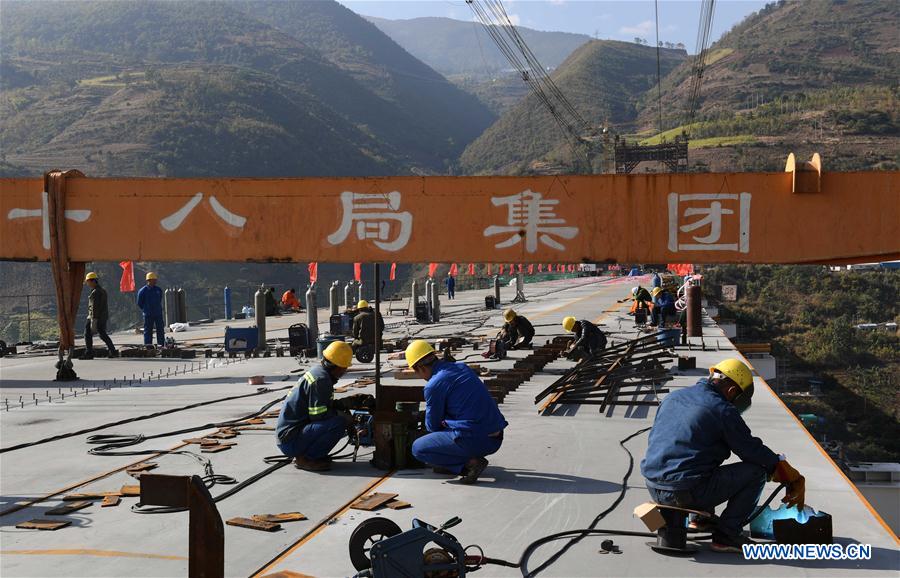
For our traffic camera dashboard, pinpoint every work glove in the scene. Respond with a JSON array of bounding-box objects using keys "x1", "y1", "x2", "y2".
[
  {"x1": 90, "y1": 319, "x2": 98, "y2": 333},
  {"x1": 772, "y1": 460, "x2": 806, "y2": 510}
]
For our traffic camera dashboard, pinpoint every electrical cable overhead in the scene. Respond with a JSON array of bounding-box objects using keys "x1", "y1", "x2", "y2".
[{"x1": 686, "y1": 0, "x2": 717, "y2": 134}]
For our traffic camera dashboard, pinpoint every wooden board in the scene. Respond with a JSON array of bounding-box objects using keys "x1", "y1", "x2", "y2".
[
  {"x1": 16, "y1": 519, "x2": 72, "y2": 531},
  {"x1": 252, "y1": 512, "x2": 307, "y2": 523},
  {"x1": 46, "y1": 500, "x2": 92, "y2": 515},
  {"x1": 350, "y1": 492, "x2": 399, "y2": 511},
  {"x1": 226, "y1": 517, "x2": 281, "y2": 532},
  {"x1": 100, "y1": 495, "x2": 121, "y2": 508},
  {"x1": 120, "y1": 485, "x2": 141, "y2": 497},
  {"x1": 385, "y1": 500, "x2": 412, "y2": 510},
  {"x1": 201, "y1": 444, "x2": 233, "y2": 453},
  {"x1": 62, "y1": 492, "x2": 120, "y2": 501}
]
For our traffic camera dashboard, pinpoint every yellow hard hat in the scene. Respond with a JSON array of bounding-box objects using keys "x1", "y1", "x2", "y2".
[
  {"x1": 405, "y1": 339, "x2": 435, "y2": 368},
  {"x1": 357, "y1": 300, "x2": 369, "y2": 309},
  {"x1": 146, "y1": 272, "x2": 158, "y2": 280},
  {"x1": 323, "y1": 340, "x2": 353, "y2": 369},
  {"x1": 651, "y1": 287, "x2": 662, "y2": 297},
  {"x1": 504, "y1": 309, "x2": 517, "y2": 322},
  {"x1": 710, "y1": 358, "x2": 753, "y2": 390},
  {"x1": 562, "y1": 316, "x2": 577, "y2": 332},
  {"x1": 84, "y1": 272, "x2": 99, "y2": 282}
]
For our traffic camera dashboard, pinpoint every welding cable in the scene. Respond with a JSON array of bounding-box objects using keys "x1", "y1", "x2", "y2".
[
  {"x1": 0, "y1": 385, "x2": 293, "y2": 455},
  {"x1": 519, "y1": 426, "x2": 651, "y2": 576},
  {"x1": 86, "y1": 394, "x2": 288, "y2": 454}
]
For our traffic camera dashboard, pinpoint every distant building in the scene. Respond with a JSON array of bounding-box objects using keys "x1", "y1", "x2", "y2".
[{"x1": 847, "y1": 462, "x2": 900, "y2": 535}]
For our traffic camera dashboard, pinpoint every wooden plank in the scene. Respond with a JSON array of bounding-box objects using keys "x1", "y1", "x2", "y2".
[
  {"x1": 62, "y1": 491, "x2": 120, "y2": 501},
  {"x1": 251, "y1": 512, "x2": 307, "y2": 523},
  {"x1": 100, "y1": 495, "x2": 121, "y2": 508},
  {"x1": 46, "y1": 500, "x2": 92, "y2": 515},
  {"x1": 16, "y1": 519, "x2": 72, "y2": 530},
  {"x1": 385, "y1": 500, "x2": 412, "y2": 510},
  {"x1": 350, "y1": 492, "x2": 399, "y2": 511},
  {"x1": 201, "y1": 444, "x2": 232, "y2": 453},
  {"x1": 226, "y1": 517, "x2": 281, "y2": 532},
  {"x1": 120, "y1": 485, "x2": 141, "y2": 497}
]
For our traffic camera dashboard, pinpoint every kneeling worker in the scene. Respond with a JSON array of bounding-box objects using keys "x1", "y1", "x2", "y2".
[
  {"x1": 276, "y1": 341, "x2": 353, "y2": 471},
  {"x1": 500, "y1": 309, "x2": 535, "y2": 349},
  {"x1": 406, "y1": 340, "x2": 507, "y2": 484},
  {"x1": 562, "y1": 316, "x2": 607, "y2": 360},
  {"x1": 650, "y1": 286, "x2": 675, "y2": 327},
  {"x1": 640, "y1": 359, "x2": 806, "y2": 552}
]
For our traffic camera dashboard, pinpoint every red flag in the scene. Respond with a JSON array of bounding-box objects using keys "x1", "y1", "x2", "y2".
[
  {"x1": 568, "y1": 264, "x2": 576, "y2": 272},
  {"x1": 538, "y1": 264, "x2": 544, "y2": 273},
  {"x1": 486, "y1": 263, "x2": 492, "y2": 275},
  {"x1": 354, "y1": 262, "x2": 362, "y2": 281},
  {"x1": 510, "y1": 263, "x2": 515, "y2": 274},
  {"x1": 119, "y1": 261, "x2": 135, "y2": 292},
  {"x1": 428, "y1": 262, "x2": 438, "y2": 277},
  {"x1": 557, "y1": 264, "x2": 564, "y2": 272},
  {"x1": 308, "y1": 262, "x2": 318, "y2": 284},
  {"x1": 467, "y1": 263, "x2": 475, "y2": 275},
  {"x1": 390, "y1": 262, "x2": 397, "y2": 281},
  {"x1": 498, "y1": 264, "x2": 504, "y2": 274},
  {"x1": 527, "y1": 264, "x2": 534, "y2": 275},
  {"x1": 449, "y1": 263, "x2": 458, "y2": 277}
]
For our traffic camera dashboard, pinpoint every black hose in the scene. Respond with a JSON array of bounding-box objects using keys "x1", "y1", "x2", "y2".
[
  {"x1": 519, "y1": 426, "x2": 651, "y2": 576},
  {"x1": 0, "y1": 385, "x2": 292, "y2": 454}
]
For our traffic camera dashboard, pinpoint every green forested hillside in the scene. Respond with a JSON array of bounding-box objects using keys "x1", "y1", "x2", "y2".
[
  {"x1": 460, "y1": 40, "x2": 687, "y2": 174},
  {"x1": 0, "y1": 0, "x2": 494, "y2": 177}
]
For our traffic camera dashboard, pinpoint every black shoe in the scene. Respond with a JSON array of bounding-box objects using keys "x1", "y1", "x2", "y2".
[
  {"x1": 108, "y1": 350, "x2": 119, "y2": 358},
  {"x1": 460, "y1": 457, "x2": 488, "y2": 484},
  {"x1": 81, "y1": 352, "x2": 94, "y2": 360},
  {"x1": 710, "y1": 532, "x2": 755, "y2": 553}
]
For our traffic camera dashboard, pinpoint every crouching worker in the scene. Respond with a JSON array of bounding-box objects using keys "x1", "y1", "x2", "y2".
[
  {"x1": 406, "y1": 340, "x2": 507, "y2": 484},
  {"x1": 562, "y1": 316, "x2": 607, "y2": 360},
  {"x1": 640, "y1": 359, "x2": 806, "y2": 553},
  {"x1": 500, "y1": 309, "x2": 535, "y2": 350},
  {"x1": 276, "y1": 341, "x2": 353, "y2": 472}
]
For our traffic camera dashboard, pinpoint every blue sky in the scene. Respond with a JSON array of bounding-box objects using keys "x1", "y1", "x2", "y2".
[{"x1": 340, "y1": 0, "x2": 771, "y2": 49}]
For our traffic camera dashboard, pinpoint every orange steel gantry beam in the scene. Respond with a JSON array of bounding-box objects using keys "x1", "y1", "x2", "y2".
[{"x1": 0, "y1": 159, "x2": 897, "y2": 372}]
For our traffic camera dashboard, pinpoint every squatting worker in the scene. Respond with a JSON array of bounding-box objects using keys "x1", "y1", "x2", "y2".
[
  {"x1": 405, "y1": 340, "x2": 507, "y2": 484},
  {"x1": 500, "y1": 309, "x2": 535, "y2": 349},
  {"x1": 640, "y1": 358, "x2": 806, "y2": 553},
  {"x1": 276, "y1": 341, "x2": 353, "y2": 472},
  {"x1": 562, "y1": 316, "x2": 606, "y2": 360},
  {"x1": 136, "y1": 272, "x2": 165, "y2": 347},
  {"x1": 83, "y1": 272, "x2": 117, "y2": 359},
  {"x1": 281, "y1": 288, "x2": 302, "y2": 312},
  {"x1": 351, "y1": 300, "x2": 384, "y2": 351}
]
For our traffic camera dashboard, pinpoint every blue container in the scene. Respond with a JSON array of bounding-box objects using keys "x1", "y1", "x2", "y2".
[
  {"x1": 658, "y1": 328, "x2": 681, "y2": 347},
  {"x1": 225, "y1": 326, "x2": 258, "y2": 352},
  {"x1": 317, "y1": 335, "x2": 345, "y2": 359}
]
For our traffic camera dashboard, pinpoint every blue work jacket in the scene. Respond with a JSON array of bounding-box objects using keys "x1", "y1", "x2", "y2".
[
  {"x1": 641, "y1": 378, "x2": 779, "y2": 491},
  {"x1": 424, "y1": 361, "x2": 507, "y2": 437},
  {"x1": 137, "y1": 284, "x2": 164, "y2": 317}
]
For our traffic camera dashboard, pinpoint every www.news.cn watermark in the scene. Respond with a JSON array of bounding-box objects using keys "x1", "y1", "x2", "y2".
[{"x1": 743, "y1": 543, "x2": 872, "y2": 560}]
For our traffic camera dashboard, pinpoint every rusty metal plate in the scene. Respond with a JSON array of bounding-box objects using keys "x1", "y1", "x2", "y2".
[
  {"x1": 46, "y1": 500, "x2": 92, "y2": 515},
  {"x1": 350, "y1": 492, "x2": 399, "y2": 511},
  {"x1": 16, "y1": 518, "x2": 72, "y2": 530},
  {"x1": 226, "y1": 517, "x2": 281, "y2": 532},
  {"x1": 100, "y1": 495, "x2": 121, "y2": 508},
  {"x1": 385, "y1": 500, "x2": 412, "y2": 510},
  {"x1": 252, "y1": 512, "x2": 307, "y2": 523}
]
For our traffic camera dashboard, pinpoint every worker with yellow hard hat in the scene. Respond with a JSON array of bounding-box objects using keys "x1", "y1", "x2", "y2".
[
  {"x1": 404, "y1": 340, "x2": 508, "y2": 484},
  {"x1": 561, "y1": 316, "x2": 607, "y2": 360},
  {"x1": 276, "y1": 340, "x2": 353, "y2": 472},
  {"x1": 649, "y1": 286, "x2": 676, "y2": 327},
  {"x1": 351, "y1": 299, "x2": 384, "y2": 353},
  {"x1": 137, "y1": 271, "x2": 165, "y2": 347},
  {"x1": 641, "y1": 358, "x2": 806, "y2": 553},
  {"x1": 499, "y1": 309, "x2": 535, "y2": 350},
  {"x1": 82, "y1": 272, "x2": 117, "y2": 359}
]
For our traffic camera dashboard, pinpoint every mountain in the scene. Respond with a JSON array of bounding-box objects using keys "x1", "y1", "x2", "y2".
[
  {"x1": 0, "y1": 0, "x2": 495, "y2": 177},
  {"x1": 459, "y1": 40, "x2": 688, "y2": 175},
  {"x1": 366, "y1": 16, "x2": 591, "y2": 78},
  {"x1": 632, "y1": 0, "x2": 899, "y2": 172}
]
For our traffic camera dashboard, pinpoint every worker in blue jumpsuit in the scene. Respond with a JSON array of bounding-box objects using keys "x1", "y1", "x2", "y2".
[
  {"x1": 136, "y1": 272, "x2": 165, "y2": 347},
  {"x1": 445, "y1": 275, "x2": 456, "y2": 300},
  {"x1": 641, "y1": 359, "x2": 806, "y2": 552},
  {"x1": 650, "y1": 286, "x2": 676, "y2": 327},
  {"x1": 276, "y1": 341, "x2": 353, "y2": 471},
  {"x1": 406, "y1": 340, "x2": 507, "y2": 484}
]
